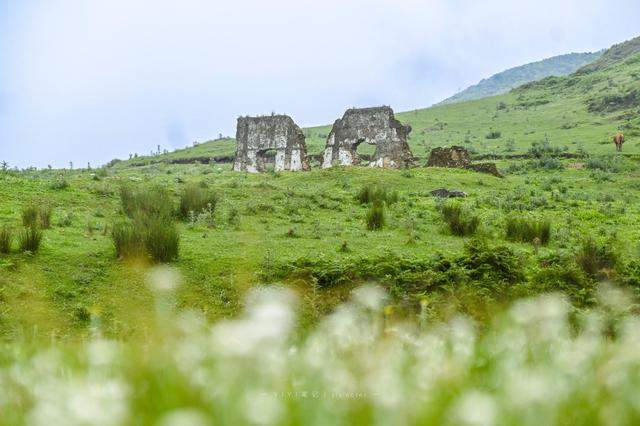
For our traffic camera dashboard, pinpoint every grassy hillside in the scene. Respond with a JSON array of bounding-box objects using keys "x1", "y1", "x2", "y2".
[
  {"x1": 439, "y1": 51, "x2": 602, "y2": 105},
  {"x1": 115, "y1": 36, "x2": 639, "y2": 169},
  {"x1": 2, "y1": 36, "x2": 640, "y2": 423}
]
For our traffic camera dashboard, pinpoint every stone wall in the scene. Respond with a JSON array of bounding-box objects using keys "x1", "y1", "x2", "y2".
[
  {"x1": 322, "y1": 107, "x2": 413, "y2": 169},
  {"x1": 426, "y1": 146, "x2": 471, "y2": 168},
  {"x1": 233, "y1": 115, "x2": 310, "y2": 173},
  {"x1": 427, "y1": 146, "x2": 502, "y2": 177}
]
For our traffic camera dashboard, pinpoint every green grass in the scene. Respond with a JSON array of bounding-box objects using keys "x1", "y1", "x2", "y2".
[
  {"x1": 1, "y1": 35, "x2": 640, "y2": 423},
  {"x1": 1, "y1": 159, "x2": 640, "y2": 336}
]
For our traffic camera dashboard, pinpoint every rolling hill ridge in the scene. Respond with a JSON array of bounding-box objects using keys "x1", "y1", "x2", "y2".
[{"x1": 438, "y1": 51, "x2": 603, "y2": 105}]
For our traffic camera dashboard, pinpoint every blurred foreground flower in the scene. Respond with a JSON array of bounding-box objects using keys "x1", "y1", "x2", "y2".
[{"x1": 1, "y1": 286, "x2": 640, "y2": 425}]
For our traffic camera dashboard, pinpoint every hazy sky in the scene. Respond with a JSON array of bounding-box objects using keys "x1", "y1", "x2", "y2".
[{"x1": 1, "y1": 0, "x2": 639, "y2": 168}]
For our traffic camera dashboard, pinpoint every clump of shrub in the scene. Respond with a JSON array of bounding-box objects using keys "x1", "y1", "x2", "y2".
[
  {"x1": 19, "y1": 226, "x2": 43, "y2": 253},
  {"x1": 586, "y1": 156, "x2": 633, "y2": 173},
  {"x1": 527, "y1": 140, "x2": 564, "y2": 158},
  {"x1": 458, "y1": 238, "x2": 524, "y2": 284},
  {"x1": 485, "y1": 130, "x2": 502, "y2": 139},
  {"x1": 113, "y1": 185, "x2": 180, "y2": 262},
  {"x1": 22, "y1": 204, "x2": 53, "y2": 229},
  {"x1": 366, "y1": 201, "x2": 386, "y2": 230},
  {"x1": 178, "y1": 183, "x2": 219, "y2": 220},
  {"x1": 0, "y1": 226, "x2": 12, "y2": 254},
  {"x1": 261, "y1": 238, "x2": 522, "y2": 289},
  {"x1": 111, "y1": 221, "x2": 144, "y2": 259},
  {"x1": 112, "y1": 217, "x2": 179, "y2": 263},
  {"x1": 21, "y1": 205, "x2": 39, "y2": 228},
  {"x1": 576, "y1": 238, "x2": 617, "y2": 278},
  {"x1": 38, "y1": 205, "x2": 53, "y2": 229},
  {"x1": 57, "y1": 212, "x2": 74, "y2": 227},
  {"x1": 227, "y1": 207, "x2": 240, "y2": 228},
  {"x1": 505, "y1": 216, "x2": 551, "y2": 245},
  {"x1": 120, "y1": 185, "x2": 174, "y2": 220},
  {"x1": 439, "y1": 202, "x2": 480, "y2": 236},
  {"x1": 49, "y1": 178, "x2": 69, "y2": 190},
  {"x1": 356, "y1": 184, "x2": 398, "y2": 205},
  {"x1": 144, "y1": 218, "x2": 180, "y2": 263},
  {"x1": 587, "y1": 89, "x2": 638, "y2": 113},
  {"x1": 529, "y1": 157, "x2": 564, "y2": 170}
]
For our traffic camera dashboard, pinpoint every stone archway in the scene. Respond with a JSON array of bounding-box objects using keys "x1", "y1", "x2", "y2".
[{"x1": 322, "y1": 106, "x2": 414, "y2": 169}]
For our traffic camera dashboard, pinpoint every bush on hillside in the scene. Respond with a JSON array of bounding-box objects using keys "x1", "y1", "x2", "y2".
[
  {"x1": 576, "y1": 238, "x2": 617, "y2": 278},
  {"x1": 0, "y1": 226, "x2": 12, "y2": 254},
  {"x1": 527, "y1": 140, "x2": 564, "y2": 159},
  {"x1": 49, "y1": 178, "x2": 69, "y2": 190},
  {"x1": 439, "y1": 202, "x2": 480, "y2": 236},
  {"x1": 19, "y1": 226, "x2": 43, "y2": 253},
  {"x1": 114, "y1": 184, "x2": 180, "y2": 263},
  {"x1": 485, "y1": 130, "x2": 502, "y2": 139},
  {"x1": 365, "y1": 201, "x2": 386, "y2": 230},
  {"x1": 21, "y1": 205, "x2": 39, "y2": 228},
  {"x1": 38, "y1": 205, "x2": 53, "y2": 229},
  {"x1": 587, "y1": 89, "x2": 639, "y2": 113},
  {"x1": 356, "y1": 184, "x2": 398, "y2": 205},
  {"x1": 120, "y1": 185, "x2": 174, "y2": 220},
  {"x1": 144, "y1": 217, "x2": 180, "y2": 263},
  {"x1": 111, "y1": 217, "x2": 179, "y2": 263},
  {"x1": 111, "y1": 220, "x2": 145, "y2": 259},
  {"x1": 178, "y1": 183, "x2": 219, "y2": 220},
  {"x1": 505, "y1": 216, "x2": 551, "y2": 245}
]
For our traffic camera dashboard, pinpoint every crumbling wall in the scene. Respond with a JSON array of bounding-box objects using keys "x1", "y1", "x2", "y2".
[
  {"x1": 464, "y1": 163, "x2": 502, "y2": 178},
  {"x1": 427, "y1": 146, "x2": 502, "y2": 177},
  {"x1": 426, "y1": 146, "x2": 471, "y2": 168},
  {"x1": 233, "y1": 115, "x2": 310, "y2": 173},
  {"x1": 322, "y1": 107, "x2": 413, "y2": 169}
]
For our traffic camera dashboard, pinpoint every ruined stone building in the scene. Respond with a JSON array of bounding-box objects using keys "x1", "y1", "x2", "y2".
[
  {"x1": 427, "y1": 146, "x2": 502, "y2": 177},
  {"x1": 322, "y1": 107, "x2": 414, "y2": 169},
  {"x1": 233, "y1": 115, "x2": 310, "y2": 173},
  {"x1": 426, "y1": 146, "x2": 471, "y2": 168}
]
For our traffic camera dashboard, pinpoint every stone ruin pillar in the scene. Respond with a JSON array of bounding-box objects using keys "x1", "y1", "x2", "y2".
[
  {"x1": 233, "y1": 115, "x2": 310, "y2": 173},
  {"x1": 322, "y1": 106, "x2": 414, "y2": 169}
]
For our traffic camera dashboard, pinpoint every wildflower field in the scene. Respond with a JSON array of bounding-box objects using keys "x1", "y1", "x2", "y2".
[{"x1": 3, "y1": 273, "x2": 640, "y2": 425}]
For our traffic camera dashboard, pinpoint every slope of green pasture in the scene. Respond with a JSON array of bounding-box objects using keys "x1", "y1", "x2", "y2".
[{"x1": 2, "y1": 158, "x2": 640, "y2": 339}]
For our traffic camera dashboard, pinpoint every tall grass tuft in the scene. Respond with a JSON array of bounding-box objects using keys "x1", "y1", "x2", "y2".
[
  {"x1": 366, "y1": 201, "x2": 386, "y2": 230},
  {"x1": 113, "y1": 184, "x2": 180, "y2": 262},
  {"x1": 145, "y1": 218, "x2": 180, "y2": 263},
  {"x1": 439, "y1": 202, "x2": 480, "y2": 236},
  {"x1": 356, "y1": 184, "x2": 398, "y2": 206},
  {"x1": 111, "y1": 220, "x2": 144, "y2": 259},
  {"x1": 505, "y1": 216, "x2": 551, "y2": 245},
  {"x1": 21, "y1": 205, "x2": 39, "y2": 228},
  {"x1": 38, "y1": 205, "x2": 53, "y2": 229},
  {"x1": 0, "y1": 226, "x2": 12, "y2": 254},
  {"x1": 19, "y1": 226, "x2": 43, "y2": 253},
  {"x1": 178, "y1": 183, "x2": 219, "y2": 220},
  {"x1": 576, "y1": 238, "x2": 617, "y2": 277},
  {"x1": 120, "y1": 185, "x2": 174, "y2": 220}
]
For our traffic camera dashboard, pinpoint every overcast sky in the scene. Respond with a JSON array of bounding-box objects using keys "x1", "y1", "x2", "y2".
[{"x1": 1, "y1": 0, "x2": 639, "y2": 168}]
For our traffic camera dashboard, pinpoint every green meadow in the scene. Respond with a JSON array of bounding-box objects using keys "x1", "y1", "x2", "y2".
[{"x1": 0, "y1": 36, "x2": 639, "y2": 424}]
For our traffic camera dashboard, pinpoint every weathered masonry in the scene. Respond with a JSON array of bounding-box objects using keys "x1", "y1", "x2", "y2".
[
  {"x1": 322, "y1": 107, "x2": 414, "y2": 169},
  {"x1": 233, "y1": 115, "x2": 310, "y2": 173}
]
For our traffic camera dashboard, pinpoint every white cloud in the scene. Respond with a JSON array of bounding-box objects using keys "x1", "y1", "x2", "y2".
[{"x1": 1, "y1": 0, "x2": 639, "y2": 167}]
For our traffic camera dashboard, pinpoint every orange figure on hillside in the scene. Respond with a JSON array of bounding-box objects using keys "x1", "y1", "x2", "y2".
[{"x1": 614, "y1": 132, "x2": 625, "y2": 152}]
